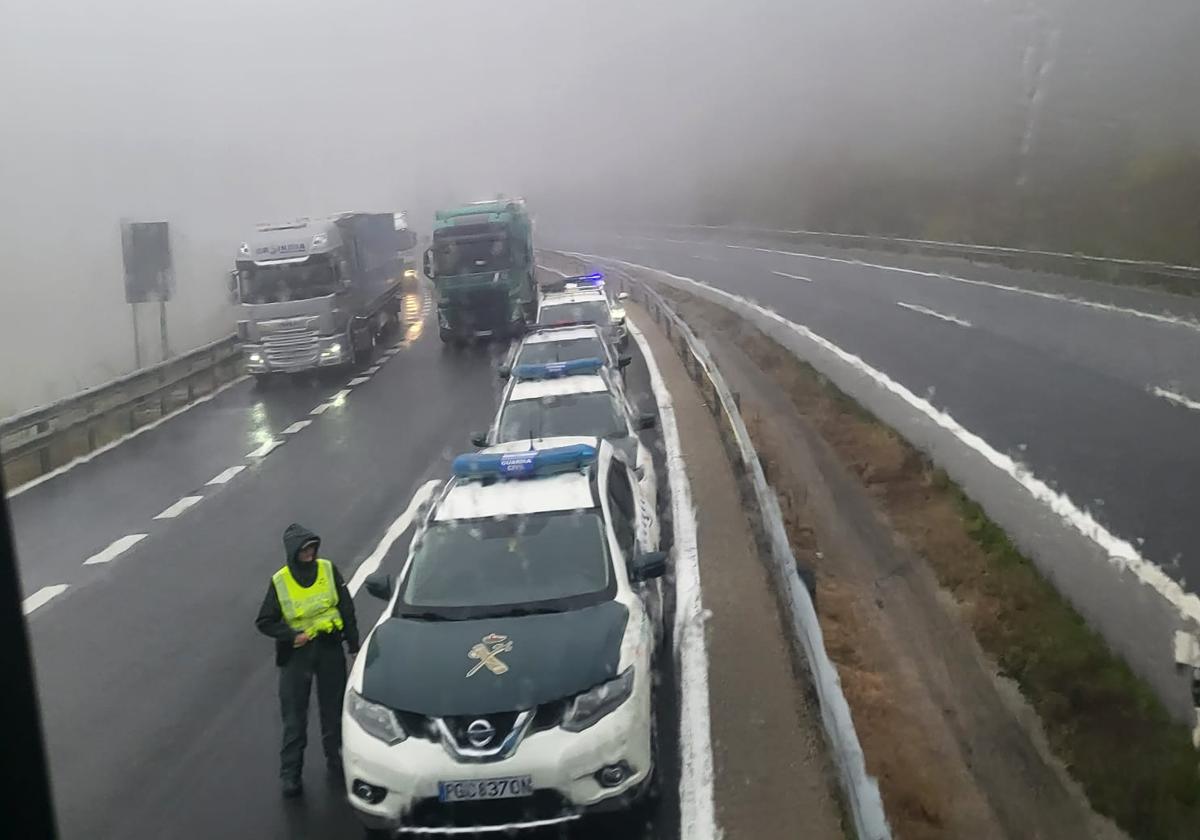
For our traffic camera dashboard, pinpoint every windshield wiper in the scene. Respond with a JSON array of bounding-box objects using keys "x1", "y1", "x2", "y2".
[
  {"x1": 487, "y1": 606, "x2": 562, "y2": 618},
  {"x1": 396, "y1": 610, "x2": 456, "y2": 622}
]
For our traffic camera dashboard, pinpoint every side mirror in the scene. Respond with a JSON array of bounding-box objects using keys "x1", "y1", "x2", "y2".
[
  {"x1": 617, "y1": 355, "x2": 632, "y2": 369},
  {"x1": 497, "y1": 365, "x2": 511, "y2": 380},
  {"x1": 364, "y1": 571, "x2": 393, "y2": 601},
  {"x1": 470, "y1": 431, "x2": 489, "y2": 447},
  {"x1": 228, "y1": 270, "x2": 241, "y2": 304},
  {"x1": 617, "y1": 291, "x2": 630, "y2": 301},
  {"x1": 636, "y1": 413, "x2": 657, "y2": 430},
  {"x1": 422, "y1": 247, "x2": 435, "y2": 279},
  {"x1": 631, "y1": 550, "x2": 668, "y2": 581}
]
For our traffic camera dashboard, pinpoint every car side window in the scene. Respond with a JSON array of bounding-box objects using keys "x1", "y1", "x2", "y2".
[{"x1": 606, "y1": 461, "x2": 636, "y2": 559}]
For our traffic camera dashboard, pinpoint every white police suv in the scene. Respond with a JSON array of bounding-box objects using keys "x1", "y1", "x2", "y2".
[
  {"x1": 537, "y1": 272, "x2": 629, "y2": 349},
  {"x1": 500, "y1": 324, "x2": 629, "y2": 378},
  {"x1": 343, "y1": 441, "x2": 666, "y2": 835},
  {"x1": 474, "y1": 358, "x2": 659, "y2": 551}
]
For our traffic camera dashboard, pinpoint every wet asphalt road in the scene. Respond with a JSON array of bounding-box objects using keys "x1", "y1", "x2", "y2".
[
  {"x1": 16, "y1": 287, "x2": 678, "y2": 840},
  {"x1": 548, "y1": 228, "x2": 1200, "y2": 601}
]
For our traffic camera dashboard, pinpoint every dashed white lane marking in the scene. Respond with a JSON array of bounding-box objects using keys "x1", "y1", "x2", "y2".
[
  {"x1": 7, "y1": 375, "x2": 250, "y2": 499},
  {"x1": 83, "y1": 533, "x2": 148, "y2": 565},
  {"x1": 690, "y1": 254, "x2": 718, "y2": 262},
  {"x1": 626, "y1": 318, "x2": 719, "y2": 840},
  {"x1": 347, "y1": 376, "x2": 371, "y2": 386},
  {"x1": 1152, "y1": 386, "x2": 1200, "y2": 412},
  {"x1": 206, "y1": 466, "x2": 246, "y2": 485},
  {"x1": 366, "y1": 365, "x2": 382, "y2": 374},
  {"x1": 154, "y1": 495, "x2": 204, "y2": 520},
  {"x1": 281, "y1": 420, "x2": 311, "y2": 434},
  {"x1": 310, "y1": 402, "x2": 332, "y2": 415},
  {"x1": 772, "y1": 270, "x2": 812, "y2": 283},
  {"x1": 575, "y1": 251, "x2": 1200, "y2": 628},
  {"x1": 23, "y1": 584, "x2": 69, "y2": 615},
  {"x1": 246, "y1": 439, "x2": 284, "y2": 459},
  {"x1": 349, "y1": 479, "x2": 442, "y2": 598},
  {"x1": 726, "y1": 244, "x2": 1200, "y2": 333},
  {"x1": 896, "y1": 301, "x2": 973, "y2": 327}
]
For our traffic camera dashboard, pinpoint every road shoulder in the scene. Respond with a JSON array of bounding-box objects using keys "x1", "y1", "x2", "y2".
[{"x1": 629, "y1": 305, "x2": 846, "y2": 840}]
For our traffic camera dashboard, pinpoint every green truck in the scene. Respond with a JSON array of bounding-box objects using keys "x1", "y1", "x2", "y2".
[{"x1": 423, "y1": 198, "x2": 538, "y2": 343}]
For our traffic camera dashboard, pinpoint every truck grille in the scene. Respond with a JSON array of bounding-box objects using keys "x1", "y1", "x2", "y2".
[{"x1": 260, "y1": 318, "x2": 320, "y2": 367}]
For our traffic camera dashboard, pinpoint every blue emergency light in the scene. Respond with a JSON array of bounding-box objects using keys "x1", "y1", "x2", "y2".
[
  {"x1": 512, "y1": 356, "x2": 604, "y2": 380},
  {"x1": 563, "y1": 272, "x2": 605, "y2": 288},
  {"x1": 452, "y1": 443, "x2": 598, "y2": 480}
]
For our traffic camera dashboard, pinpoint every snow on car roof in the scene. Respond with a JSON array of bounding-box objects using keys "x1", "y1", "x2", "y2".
[
  {"x1": 509, "y1": 375, "x2": 609, "y2": 401},
  {"x1": 523, "y1": 326, "x2": 602, "y2": 344},
  {"x1": 435, "y1": 437, "x2": 599, "y2": 520}
]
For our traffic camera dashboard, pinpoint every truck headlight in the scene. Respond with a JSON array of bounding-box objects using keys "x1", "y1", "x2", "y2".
[
  {"x1": 404, "y1": 268, "x2": 417, "y2": 279},
  {"x1": 562, "y1": 667, "x2": 635, "y2": 732},
  {"x1": 321, "y1": 342, "x2": 342, "y2": 358},
  {"x1": 347, "y1": 689, "x2": 407, "y2": 745},
  {"x1": 247, "y1": 352, "x2": 263, "y2": 364}
]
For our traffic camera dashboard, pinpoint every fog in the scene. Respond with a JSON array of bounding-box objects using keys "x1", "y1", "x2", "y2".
[{"x1": 2, "y1": 0, "x2": 1197, "y2": 414}]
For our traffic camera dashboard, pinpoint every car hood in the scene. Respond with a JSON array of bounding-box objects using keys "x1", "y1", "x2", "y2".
[{"x1": 360, "y1": 601, "x2": 628, "y2": 717}]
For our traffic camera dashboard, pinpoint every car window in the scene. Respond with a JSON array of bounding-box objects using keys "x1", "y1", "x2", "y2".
[
  {"x1": 606, "y1": 461, "x2": 636, "y2": 558},
  {"x1": 497, "y1": 392, "x2": 625, "y2": 441},
  {"x1": 516, "y1": 336, "x2": 608, "y2": 366}
]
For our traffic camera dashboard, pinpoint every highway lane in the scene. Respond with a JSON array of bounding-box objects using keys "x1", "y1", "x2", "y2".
[
  {"x1": 550, "y1": 230, "x2": 1200, "y2": 603},
  {"x1": 20, "y1": 289, "x2": 678, "y2": 839}
]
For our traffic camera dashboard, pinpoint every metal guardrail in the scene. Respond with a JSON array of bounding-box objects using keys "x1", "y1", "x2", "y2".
[
  {"x1": 650, "y1": 223, "x2": 1200, "y2": 291},
  {"x1": 1, "y1": 335, "x2": 242, "y2": 489},
  {"x1": 610, "y1": 265, "x2": 891, "y2": 840}
]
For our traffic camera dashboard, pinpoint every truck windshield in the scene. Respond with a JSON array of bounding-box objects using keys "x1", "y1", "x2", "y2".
[
  {"x1": 433, "y1": 236, "x2": 511, "y2": 276},
  {"x1": 398, "y1": 512, "x2": 611, "y2": 612},
  {"x1": 239, "y1": 257, "x2": 338, "y2": 304},
  {"x1": 498, "y1": 393, "x2": 625, "y2": 441}
]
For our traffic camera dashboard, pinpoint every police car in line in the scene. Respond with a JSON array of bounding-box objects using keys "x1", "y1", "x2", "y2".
[
  {"x1": 473, "y1": 358, "x2": 659, "y2": 550},
  {"x1": 345, "y1": 441, "x2": 666, "y2": 835},
  {"x1": 537, "y1": 272, "x2": 630, "y2": 349},
  {"x1": 499, "y1": 324, "x2": 630, "y2": 380}
]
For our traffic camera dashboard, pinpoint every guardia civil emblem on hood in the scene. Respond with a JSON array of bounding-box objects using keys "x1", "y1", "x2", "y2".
[{"x1": 466, "y1": 633, "x2": 513, "y2": 678}]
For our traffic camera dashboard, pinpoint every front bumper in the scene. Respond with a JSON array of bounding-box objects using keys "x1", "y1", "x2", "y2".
[
  {"x1": 343, "y1": 674, "x2": 652, "y2": 833},
  {"x1": 242, "y1": 337, "x2": 347, "y2": 372}
]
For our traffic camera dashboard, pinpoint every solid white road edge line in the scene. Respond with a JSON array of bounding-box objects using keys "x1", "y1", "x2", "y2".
[
  {"x1": 281, "y1": 420, "x2": 312, "y2": 434},
  {"x1": 154, "y1": 495, "x2": 204, "y2": 520},
  {"x1": 726, "y1": 244, "x2": 1200, "y2": 333},
  {"x1": 6, "y1": 375, "x2": 250, "y2": 499},
  {"x1": 23, "y1": 584, "x2": 69, "y2": 615},
  {"x1": 627, "y1": 318, "x2": 719, "y2": 840},
  {"x1": 896, "y1": 301, "x2": 973, "y2": 327},
  {"x1": 246, "y1": 439, "x2": 284, "y2": 459},
  {"x1": 571, "y1": 252, "x2": 1200, "y2": 628},
  {"x1": 348, "y1": 479, "x2": 442, "y2": 597},
  {"x1": 206, "y1": 466, "x2": 246, "y2": 485},
  {"x1": 83, "y1": 533, "x2": 148, "y2": 565},
  {"x1": 1151, "y1": 386, "x2": 1200, "y2": 412},
  {"x1": 772, "y1": 270, "x2": 812, "y2": 283}
]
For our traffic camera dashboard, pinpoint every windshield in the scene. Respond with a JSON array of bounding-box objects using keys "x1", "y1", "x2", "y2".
[
  {"x1": 433, "y1": 235, "x2": 511, "y2": 276},
  {"x1": 538, "y1": 301, "x2": 611, "y2": 327},
  {"x1": 497, "y1": 392, "x2": 625, "y2": 441},
  {"x1": 399, "y1": 511, "x2": 610, "y2": 612},
  {"x1": 239, "y1": 256, "x2": 337, "y2": 304},
  {"x1": 516, "y1": 336, "x2": 609, "y2": 366}
]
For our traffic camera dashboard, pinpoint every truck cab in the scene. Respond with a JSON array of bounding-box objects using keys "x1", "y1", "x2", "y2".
[{"x1": 424, "y1": 199, "x2": 538, "y2": 344}]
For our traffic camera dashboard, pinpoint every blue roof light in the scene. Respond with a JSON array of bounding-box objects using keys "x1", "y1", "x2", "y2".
[
  {"x1": 512, "y1": 356, "x2": 605, "y2": 380},
  {"x1": 564, "y1": 272, "x2": 605, "y2": 287},
  {"x1": 452, "y1": 443, "x2": 598, "y2": 480}
]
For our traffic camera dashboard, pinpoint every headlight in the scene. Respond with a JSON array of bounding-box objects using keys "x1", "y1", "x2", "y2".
[
  {"x1": 404, "y1": 268, "x2": 417, "y2": 278},
  {"x1": 321, "y1": 342, "x2": 342, "y2": 357},
  {"x1": 562, "y1": 667, "x2": 635, "y2": 732},
  {"x1": 346, "y1": 689, "x2": 407, "y2": 745},
  {"x1": 247, "y1": 352, "x2": 263, "y2": 364}
]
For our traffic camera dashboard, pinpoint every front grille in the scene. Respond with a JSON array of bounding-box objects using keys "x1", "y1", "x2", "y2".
[
  {"x1": 261, "y1": 320, "x2": 319, "y2": 367},
  {"x1": 396, "y1": 711, "x2": 438, "y2": 742},
  {"x1": 530, "y1": 700, "x2": 566, "y2": 733},
  {"x1": 404, "y1": 790, "x2": 574, "y2": 830},
  {"x1": 442, "y1": 712, "x2": 519, "y2": 751}
]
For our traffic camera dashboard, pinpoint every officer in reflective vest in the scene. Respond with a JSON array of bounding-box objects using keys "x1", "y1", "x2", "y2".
[{"x1": 255, "y1": 523, "x2": 359, "y2": 798}]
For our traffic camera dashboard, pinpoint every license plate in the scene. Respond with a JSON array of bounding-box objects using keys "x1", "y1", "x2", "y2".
[
  {"x1": 474, "y1": 329, "x2": 494, "y2": 337},
  {"x1": 438, "y1": 775, "x2": 534, "y2": 803}
]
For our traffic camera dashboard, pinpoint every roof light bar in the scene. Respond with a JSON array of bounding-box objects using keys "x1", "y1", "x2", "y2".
[
  {"x1": 452, "y1": 443, "x2": 598, "y2": 480},
  {"x1": 512, "y1": 357, "x2": 605, "y2": 380}
]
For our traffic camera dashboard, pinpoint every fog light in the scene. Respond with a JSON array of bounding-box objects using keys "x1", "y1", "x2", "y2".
[
  {"x1": 596, "y1": 762, "x2": 630, "y2": 788},
  {"x1": 352, "y1": 778, "x2": 387, "y2": 804}
]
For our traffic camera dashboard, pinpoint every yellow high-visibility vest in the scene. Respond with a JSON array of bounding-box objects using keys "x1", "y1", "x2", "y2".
[{"x1": 272, "y1": 558, "x2": 345, "y2": 637}]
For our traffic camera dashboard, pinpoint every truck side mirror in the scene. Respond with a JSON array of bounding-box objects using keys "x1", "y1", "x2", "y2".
[
  {"x1": 422, "y1": 247, "x2": 435, "y2": 279},
  {"x1": 497, "y1": 365, "x2": 511, "y2": 380},
  {"x1": 470, "y1": 431, "x2": 489, "y2": 447},
  {"x1": 617, "y1": 355, "x2": 632, "y2": 369},
  {"x1": 636, "y1": 413, "x2": 657, "y2": 430}
]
